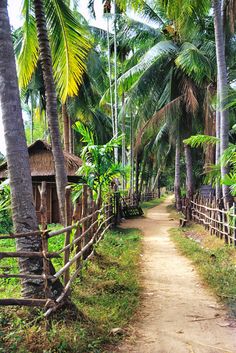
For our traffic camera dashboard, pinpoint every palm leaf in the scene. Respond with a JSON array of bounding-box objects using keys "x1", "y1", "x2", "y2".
[
  {"x1": 183, "y1": 134, "x2": 220, "y2": 147},
  {"x1": 45, "y1": 0, "x2": 91, "y2": 102},
  {"x1": 17, "y1": 0, "x2": 39, "y2": 88},
  {"x1": 175, "y1": 43, "x2": 212, "y2": 84}
]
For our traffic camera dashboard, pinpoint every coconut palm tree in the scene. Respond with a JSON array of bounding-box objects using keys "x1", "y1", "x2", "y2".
[
  {"x1": 16, "y1": 0, "x2": 91, "y2": 223},
  {"x1": 116, "y1": 11, "x2": 215, "y2": 204},
  {"x1": 0, "y1": 0, "x2": 63, "y2": 298}
]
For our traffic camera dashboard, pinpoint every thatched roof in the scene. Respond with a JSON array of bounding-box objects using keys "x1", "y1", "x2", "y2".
[{"x1": 0, "y1": 140, "x2": 82, "y2": 180}]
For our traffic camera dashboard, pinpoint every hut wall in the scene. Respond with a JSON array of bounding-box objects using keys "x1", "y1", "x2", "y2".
[{"x1": 33, "y1": 182, "x2": 60, "y2": 224}]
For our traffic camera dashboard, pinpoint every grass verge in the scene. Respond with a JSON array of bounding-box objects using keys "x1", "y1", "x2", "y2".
[
  {"x1": 170, "y1": 223, "x2": 236, "y2": 317},
  {"x1": 140, "y1": 194, "x2": 167, "y2": 210},
  {"x1": 0, "y1": 227, "x2": 141, "y2": 353}
]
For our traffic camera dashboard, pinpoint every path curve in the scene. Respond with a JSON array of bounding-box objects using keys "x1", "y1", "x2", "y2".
[{"x1": 115, "y1": 196, "x2": 236, "y2": 353}]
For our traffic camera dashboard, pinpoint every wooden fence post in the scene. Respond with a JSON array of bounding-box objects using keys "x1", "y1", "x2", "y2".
[
  {"x1": 64, "y1": 187, "x2": 72, "y2": 286},
  {"x1": 39, "y1": 181, "x2": 50, "y2": 298},
  {"x1": 233, "y1": 202, "x2": 236, "y2": 246},
  {"x1": 72, "y1": 198, "x2": 82, "y2": 270},
  {"x1": 82, "y1": 184, "x2": 88, "y2": 259}
]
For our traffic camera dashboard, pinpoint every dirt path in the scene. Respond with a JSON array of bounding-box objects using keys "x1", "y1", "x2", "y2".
[{"x1": 115, "y1": 196, "x2": 236, "y2": 353}]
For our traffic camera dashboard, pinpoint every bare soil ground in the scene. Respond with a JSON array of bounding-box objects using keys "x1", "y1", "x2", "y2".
[{"x1": 114, "y1": 196, "x2": 236, "y2": 353}]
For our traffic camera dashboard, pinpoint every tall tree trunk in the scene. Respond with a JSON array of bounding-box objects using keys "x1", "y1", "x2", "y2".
[
  {"x1": 0, "y1": 1, "x2": 43, "y2": 298},
  {"x1": 135, "y1": 154, "x2": 140, "y2": 198},
  {"x1": 69, "y1": 116, "x2": 74, "y2": 154},
  {"x1": 204, "y1": 105, "x2": 216, "y2": 170},
  {"x1": 34, "y1": 0, "x2": 67, "y2": 224},
  {"x1": 215, "y1": 109, "x2": 222, "y2": 200},
  {"x1": 113, "y1": 1, "x2": 119, "y2": 163},
  {"x1": 213, "y1": 0, "x2": 231, "y2": 205},
  {"x1": 30, "y1": 92, "x2": 34, "y2": 143},
  {"x1": 152, "y1": 167, "x2": 161, "y2": 192},
  {"x1": 62, "y1": 103, "x2": 70, "y2": 153},
  {"x1": 130, "y1": 113, "x2": 134, "y2": 196},
  {"x1": 184, "y1": 145, "x2": 194, "y2": 199},
  {"x1": 174, "y1": 137, "x2": 181, "y2": 211},
  {"x1": 106, "y1": 16, "x2": 115, "y2": 138},
  {"x1": 121, "y1": 92, "x2": 126, "y2": 190}
]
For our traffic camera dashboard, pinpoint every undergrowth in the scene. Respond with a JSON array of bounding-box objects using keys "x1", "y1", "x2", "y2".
[
  {"x1": 170, "y1": 224, "x2": 236, "y2": 317},
  {"x1": 0, "y1": 227, "x2": 141, "y2": 353},
  {"x1": 0, "y1": 223, "x2": 65, "y2": 298},
  {"x1": 140, "y1": 194, "x2": 167, "y2": 210}
]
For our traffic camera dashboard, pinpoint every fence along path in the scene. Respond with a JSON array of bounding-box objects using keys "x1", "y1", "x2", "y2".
[
  {"x1": 0, "y1": 183, "x2": 114, "y2": 317},
  {"x1": 182, "y1": 195, "x2": 236, "y2": 246}
]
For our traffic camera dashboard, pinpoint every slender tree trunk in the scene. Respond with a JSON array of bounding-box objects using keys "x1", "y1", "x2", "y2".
[
  {"x1": 62, "y1": 103, "x2": 70, "y2": 153},
  {"x1": 215, "y1": 109, "x2": 222, "y2": 200},
  {"x1": 34, "y1": 0, "x2": 67, "y2": 224},
  {"x1": 213, "y1": 0, "x2": 231, "y2": 205},
  {"x1": 174, "y1": 137, "x2": 182, "y2": 211},
  {"x1": 139, "y1": 159, "x2": 147, "y2": 195},
  {"x1": 184, "y1": 145, "x2": 194, "y2": 199},
  {"x1": 69, "y1": 116, "x2": 74, "y2": 153},
  {"x1": 0, "y1": 1, "x2": 43, "y2": 298},
  {"x1": 152, "y1": 167, "x2": 161, "y2": 192},
  {"x1": 135, "y1": 154, "x2": 140, "y2": 198},
  {"x1": 113, "y1": 2, "x2": 118, "y2": 163},
  {"x1": 30, "y1": 92, "x2": 34, "y2": 143},
  {"x1": 106, "y1": 16, "x2": 115, "y2": 137},
  {"x1": 130, "y1": 113, "x2": 134, "y2": 196},
  {"x1": 122, "y1": 92, "x2": 126, "y2": 190}
]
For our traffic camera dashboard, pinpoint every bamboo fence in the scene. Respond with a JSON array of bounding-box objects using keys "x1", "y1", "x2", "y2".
[
  {"x1": 0, "y1": 183, "x2": 114, "y2": 316},
  {"x1": 182, "y1": 195, "x2": 236, "y2": 246},
  {"x1": 0, "y1": 185, "x2": 160, "y2": 316}
]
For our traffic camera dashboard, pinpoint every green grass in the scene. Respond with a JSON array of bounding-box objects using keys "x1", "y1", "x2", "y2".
[
  {"x1": 0, "y1": 224, "x2": 65, "y2": 298},
  {"x1": 140, "y1": 194, "x2": 167, "y2": 210},
  {"x1": 0, "y1": 227, "x2": 142, "y2": 353},
  {"x1": 170, "y1": 225, "x2": 236, "y2": 317}
]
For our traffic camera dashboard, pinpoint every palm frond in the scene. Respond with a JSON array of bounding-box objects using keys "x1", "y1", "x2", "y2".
[
  {"x1": 135, "y1": 96, "x2": 182, "y2": 149},
  {"x1": 175, "y1": 43, "x2": 212, "y2": 84},
  {"x1": 183, "y1": 134, "x2": 220, "y2": 147},
  {"x1": 45, "y1": 0, "x2": 91, "y2": 102},
  {"x1": 17, "y1": 0, "x2": 39, "y2": 88}
]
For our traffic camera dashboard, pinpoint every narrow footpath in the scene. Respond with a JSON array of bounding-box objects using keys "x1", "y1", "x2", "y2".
[{"x1": 115, "y1": 196, "x2": 236, "y2": 353}]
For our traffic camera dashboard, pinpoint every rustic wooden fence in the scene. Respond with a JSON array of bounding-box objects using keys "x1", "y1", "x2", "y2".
[
  {"x1": 0, "y1": 185, "x2": 161, "y2": 315},
  {"x1": 182, "y1": 195, "x2": 236, "y2": 246},
  {"x1": 0, "y1": 183, "x2": 114, "y2": 316}
]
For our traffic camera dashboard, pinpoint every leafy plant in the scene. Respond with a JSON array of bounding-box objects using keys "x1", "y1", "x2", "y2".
[
  {"x1": 0, "y1": 181, "x2": 12, "y2": 234},
  {"x1": 72, "y1": 122, "x2": 128, "y2": 204},
  {"x1": 184, "y1": 134, "x2": 236, "y2": 196}
]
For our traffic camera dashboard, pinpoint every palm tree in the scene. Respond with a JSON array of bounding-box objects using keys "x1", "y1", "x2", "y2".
[
  {"x1": 16, "y1": 0, "x2": 91, "y2": 223},
  {"x1": 33, "y1": 0, "x2": 68, "y2": 224},
  {"x1": 213, "y1": 0, "x2": 231, "y2": 204},
  {"x1": 0, "y1": 0, "x2": 44, "y2": 298}
]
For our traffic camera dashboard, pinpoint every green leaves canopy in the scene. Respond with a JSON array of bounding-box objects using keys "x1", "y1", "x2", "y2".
[{"x1": 17, "y1": 0, "x2": 91, "y2": 102}]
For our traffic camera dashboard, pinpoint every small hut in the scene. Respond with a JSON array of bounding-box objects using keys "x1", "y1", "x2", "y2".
[{"x1": 0, "y1": 140, "x2": 82, "y2": 224}]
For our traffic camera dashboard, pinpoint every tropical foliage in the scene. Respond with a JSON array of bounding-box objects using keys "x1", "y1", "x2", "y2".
[{"x1": 72, "y1": 122, "x2": 127, "y2": 203}]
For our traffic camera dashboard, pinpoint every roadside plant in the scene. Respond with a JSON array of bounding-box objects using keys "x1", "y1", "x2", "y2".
[
  {"x1": 72, "y1": 122, "x2": 128, "y2": 205},
  {"x1": 184, "y1": 134, "x2": 236, "y2": 197}
]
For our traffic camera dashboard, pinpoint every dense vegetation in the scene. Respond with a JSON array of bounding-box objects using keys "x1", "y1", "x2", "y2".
[
  {"x1": 0, "y1": 228, "x2": 141, "y2": 353},
  {"x1": 0, "y1": 0, "x2": 236, "y2": 347}
]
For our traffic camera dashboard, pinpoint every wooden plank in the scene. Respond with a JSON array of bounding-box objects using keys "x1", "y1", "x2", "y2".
[
  {"x1": 0, "y1": 230, "x2": 42, "y2": 240},
  {"x1": 0, "y1": 252, "x2": 60, "y2": 259},
  {"x1": 0, "y1": 298, "x2": 54, "y2": 307}
]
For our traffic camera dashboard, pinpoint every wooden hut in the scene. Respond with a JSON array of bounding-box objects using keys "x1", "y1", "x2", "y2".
[{"x1": 0, "y1": 140, "x2": 82, "y2": 224}]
